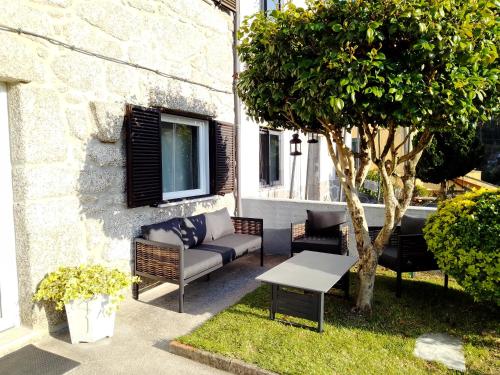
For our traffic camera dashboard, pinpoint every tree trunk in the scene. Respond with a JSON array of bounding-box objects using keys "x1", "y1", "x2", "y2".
[
  {"x1": 355, "y1": 244, "x2": 378, "y2": 312},
  {"x1": 342, "y1": 185, "x2": 379, "y2": 314},
  {"x1": 322, "y1": 126, "x2": 432, "y2": 314},
  {"x1": 439, "y1": 181, "x2": 447, "y2": 199}
]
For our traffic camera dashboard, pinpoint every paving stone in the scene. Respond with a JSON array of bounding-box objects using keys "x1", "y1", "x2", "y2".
[{"x1": 414, "y1": 333, "x2": 466, "y2": 372}]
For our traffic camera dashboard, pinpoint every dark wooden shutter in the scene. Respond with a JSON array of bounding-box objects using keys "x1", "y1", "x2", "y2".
[
  {"x1": 210, "y1": 121, "x2": 235, "y2": 195},
  {"x1": 125, "y1": 105, "x2": 163, "y2": 208},
  {"x1": 216, "y1": 0, "x2": 237, "y2": 12}
]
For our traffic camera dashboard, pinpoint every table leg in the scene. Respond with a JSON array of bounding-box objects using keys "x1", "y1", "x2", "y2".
[
  {"x1": 317, "y1": 292, "x2": 324, "y2": 333},
  {"x1": 270, "y1": 284, "x2": 278, "y2": 320}
]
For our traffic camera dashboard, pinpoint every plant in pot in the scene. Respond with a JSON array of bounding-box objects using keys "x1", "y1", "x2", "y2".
[{"x1": 34, "y1": 264, "x2": 140, "y2": 344}]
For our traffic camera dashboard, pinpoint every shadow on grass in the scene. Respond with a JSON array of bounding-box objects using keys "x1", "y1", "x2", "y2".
[
  {"x1": 178, "y1": 270, "x2": 499, "y2": 374},
  {"x1": 233, "y1": 272, "x2": 498, "y2": 340}
]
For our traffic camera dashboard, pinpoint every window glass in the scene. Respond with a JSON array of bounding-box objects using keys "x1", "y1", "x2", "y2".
[
  {"x1": 260, "y1": 128, "x2": 282, "y2": 186},
  {"x1": 259, "y1": 131, "x2": 270, "y2": 185},
  {"x1": 269, "y1": 134, "x2": 280, "y2": 183},
  {"x1": 263, "y1": 0, "x2": 281, "y2": 11},
  {"x1": 160, "y1": 115, "x2": 208, "y2": 200}
]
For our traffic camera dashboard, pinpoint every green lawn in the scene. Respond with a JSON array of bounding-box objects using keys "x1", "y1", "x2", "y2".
[{"x1": 178, "y1": 269, "x2": 499, "y2": 375}]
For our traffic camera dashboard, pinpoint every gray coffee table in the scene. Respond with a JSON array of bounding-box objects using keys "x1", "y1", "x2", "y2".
[{"x1": 256, "y1": 251, "x2": 357, "y2": 332}]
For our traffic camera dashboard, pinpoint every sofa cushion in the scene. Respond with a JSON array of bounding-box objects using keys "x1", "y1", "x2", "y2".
[
  {"x1": 141, "y1": 218, "x2": 183, "y2": 245},
  {"x1": 205, "y1": 208, "x2": 234, "y2": 240},
  {"x1": 292, "y1": 236, "x2": 341, "y2": 253},
  {"x1": 401, "y1": 215, "x2": 426, "y2": 235},
  {"x1": 193, "y1": 234, "x2": 262, "y2": 264},
  {"x1": 307, "y1": 210, "x2": 346, "y2": 235},
  {"x1": 184, "y1": 249, "x2": 223, "y2": 279},
  {"x1": 148, "y1": 229, "x2": 184, "y2": 247},
  {"x1": 181, "y1": 214, "x2": 208, "y2": 248}
]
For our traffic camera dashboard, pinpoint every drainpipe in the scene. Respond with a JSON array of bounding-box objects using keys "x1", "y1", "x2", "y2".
[{"x1": 233, "y1": 0, "x2": 242, "y2": 216}]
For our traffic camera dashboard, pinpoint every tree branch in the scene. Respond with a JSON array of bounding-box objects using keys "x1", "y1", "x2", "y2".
[
  {"x1": 380, "y1": 121, "x2": 396, "y2": 160},
  {"x1": 355, "y1": 125, "x2": 372, "y2": 188},
  {"x1": 397, "y1": 129, "x2": 433, "y2": 165}
]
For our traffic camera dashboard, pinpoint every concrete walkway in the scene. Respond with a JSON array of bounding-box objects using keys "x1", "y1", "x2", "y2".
[{"x1": 24, "y1": 253, "x2": 285, "y2": 375}]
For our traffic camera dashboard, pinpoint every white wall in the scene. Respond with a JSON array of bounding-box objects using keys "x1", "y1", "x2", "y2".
[
  {"x1": 238, "y1": 1, "x2": 338, "y2": 201},
  {"x1": 242, "y1": 197, "x2": 436, "y2": 256}
]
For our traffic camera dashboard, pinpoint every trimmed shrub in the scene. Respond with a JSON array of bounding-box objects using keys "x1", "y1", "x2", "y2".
[{"x1": 424, "y1": 189, "x2": 500, "y2": 305}]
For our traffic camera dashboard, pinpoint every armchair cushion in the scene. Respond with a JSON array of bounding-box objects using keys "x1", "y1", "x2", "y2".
[
  {"x1": 378, "y1": 246, "x2": 399, "y2": 270},
  {"x1": 307, "y1": 210, "x2": 346, "y2": 236},
  {"x1": 205, "y1": 208, "x2": 235, "y2": 240},
  {"x1": 292, "y1": 236, "x2": 340, "y2": 253},
  {"x1": 401, "y1": 215, "x2": 427, "y2": 235}
]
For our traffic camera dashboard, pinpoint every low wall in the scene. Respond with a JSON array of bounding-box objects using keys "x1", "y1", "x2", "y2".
[{"x1": 241, "y1": 198, "x2": 436, "y2": 256}]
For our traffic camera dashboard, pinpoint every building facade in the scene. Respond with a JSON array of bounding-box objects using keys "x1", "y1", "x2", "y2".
[
  {"x1": 239, "y1": 0, "x2": 342, "y2": 203},
  {"x1": 0, "y1": 0, "x2": 237, "y2": 334}
]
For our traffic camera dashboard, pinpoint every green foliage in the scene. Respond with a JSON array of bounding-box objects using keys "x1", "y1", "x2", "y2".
[
  {"x1": 238, "y1": 0, "x2": 498, "y2": 133},
  {"x1": 366, "y1": 169, "x2": 380, "y2": 182},
  {"x1": 33, "y1": 265, "x2": 140, "y2": 311},
  {"x1": 413, "y1": 184, "x2": 430, "y2": 197},
  {"x1": 179, "y1": 271, "x2": 499, "y2": 374},
  {"x1": 415, "y1": 126, "x2": 485, "y2": 184},
  {"x1": 424, "y1": 189, "x2": 500, "y2": 305}
]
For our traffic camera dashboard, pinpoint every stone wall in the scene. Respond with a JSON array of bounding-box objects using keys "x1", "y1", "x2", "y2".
[{"x1": 0, "y1": 0, "x2": 235, "y2": 331}]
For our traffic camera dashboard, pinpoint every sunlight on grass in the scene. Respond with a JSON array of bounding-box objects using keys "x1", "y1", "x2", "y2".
[{"x1": 178, "y1": 269, "x2": 499, "y2": 375}]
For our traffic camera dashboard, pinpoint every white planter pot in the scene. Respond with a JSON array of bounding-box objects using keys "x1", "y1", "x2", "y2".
[{"x1": 65, "y1": 294, "x2": 116, "y2": 344}]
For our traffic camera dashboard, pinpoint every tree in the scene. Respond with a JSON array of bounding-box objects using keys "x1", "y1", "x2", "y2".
[
  {"x1": 415, "y1": 127, "x2": 485, "y2": 195},
  {"x1": 237, "y1": 0, "x2": 498, "y2": 313}
]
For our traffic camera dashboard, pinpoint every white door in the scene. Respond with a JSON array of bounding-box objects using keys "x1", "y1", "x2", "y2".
[{"x1": 0, "y1": 82, "x2": 19, "y2": 332}]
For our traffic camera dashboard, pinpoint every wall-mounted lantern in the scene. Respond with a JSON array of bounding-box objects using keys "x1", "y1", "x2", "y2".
[
  {"x1": 307, "y1": 132, "x2": 319, "y2": 144},
  {"x1": 289, "y1": 133, "x2": 302, "y2": 156}
]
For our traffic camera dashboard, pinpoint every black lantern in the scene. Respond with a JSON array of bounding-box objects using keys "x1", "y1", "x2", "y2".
[
  {"x1": 289, "y1": 133, "x2": 302, "y2": 156},
  {"x1": 307, "y1": 132, "x2": 319, "y2": 144}
]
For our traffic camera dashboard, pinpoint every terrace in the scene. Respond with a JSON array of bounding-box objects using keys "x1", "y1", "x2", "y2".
[
  {"x1": 1, "y1": 197, "x2": 498, "y2": 375},
  {"x1": 0, "y1": 0, "x2": 497, "y2": 374}
]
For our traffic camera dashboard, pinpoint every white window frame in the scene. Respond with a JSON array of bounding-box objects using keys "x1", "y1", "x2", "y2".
[{"x1": 160, "y1": 114, "x2": 210, "y2": 201}]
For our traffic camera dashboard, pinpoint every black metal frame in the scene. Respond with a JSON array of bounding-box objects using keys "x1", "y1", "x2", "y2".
[{"x1": 269, "y1": 284, "x2": 325, "y2": 332}]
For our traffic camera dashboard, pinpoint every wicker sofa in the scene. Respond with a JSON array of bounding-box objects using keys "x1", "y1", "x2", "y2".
[{"x1": 133, "y1": 209, "x2": 263, "y2": 312}]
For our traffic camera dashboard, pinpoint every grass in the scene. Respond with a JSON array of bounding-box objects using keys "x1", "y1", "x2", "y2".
[{"x1": 178, "y1": 269, "x2": 499, "y2": 375}]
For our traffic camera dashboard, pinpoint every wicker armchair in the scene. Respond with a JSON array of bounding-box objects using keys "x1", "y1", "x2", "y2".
[
  {"x1": 290, "y1": 220, "x2": 350, "y2": 297},
  {"x1": 369, "y1": 226, "x2": 448, "y2": 297},
  {"x1": 133, "y1": 216, "x2": 263, "y2": 312}
]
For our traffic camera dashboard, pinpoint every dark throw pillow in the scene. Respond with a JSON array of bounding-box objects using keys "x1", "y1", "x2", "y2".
[
  {"x1": 307, "y1": 210, "x2": 346, "y2": 236},
  {"x1": 181, "y1": 214, "x2": 208, "y2": 248}
]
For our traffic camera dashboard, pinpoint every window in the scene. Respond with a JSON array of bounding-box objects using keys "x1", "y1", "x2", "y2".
[
  {"x1": 352, "y1": 137, "x2": 360, "y2": 170},
  {"x1": 126, "y1": 105, "x2": 235, "y2": 208},
  {"x1": 260, "y1": 128, "x2": 282, "y2": 186},
  {"x1": 262, "y1": 0, "x2": 282, "y2": 12},
  {"x1": 160, "y1": 114, "x2": 210, "y2": 200}
]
